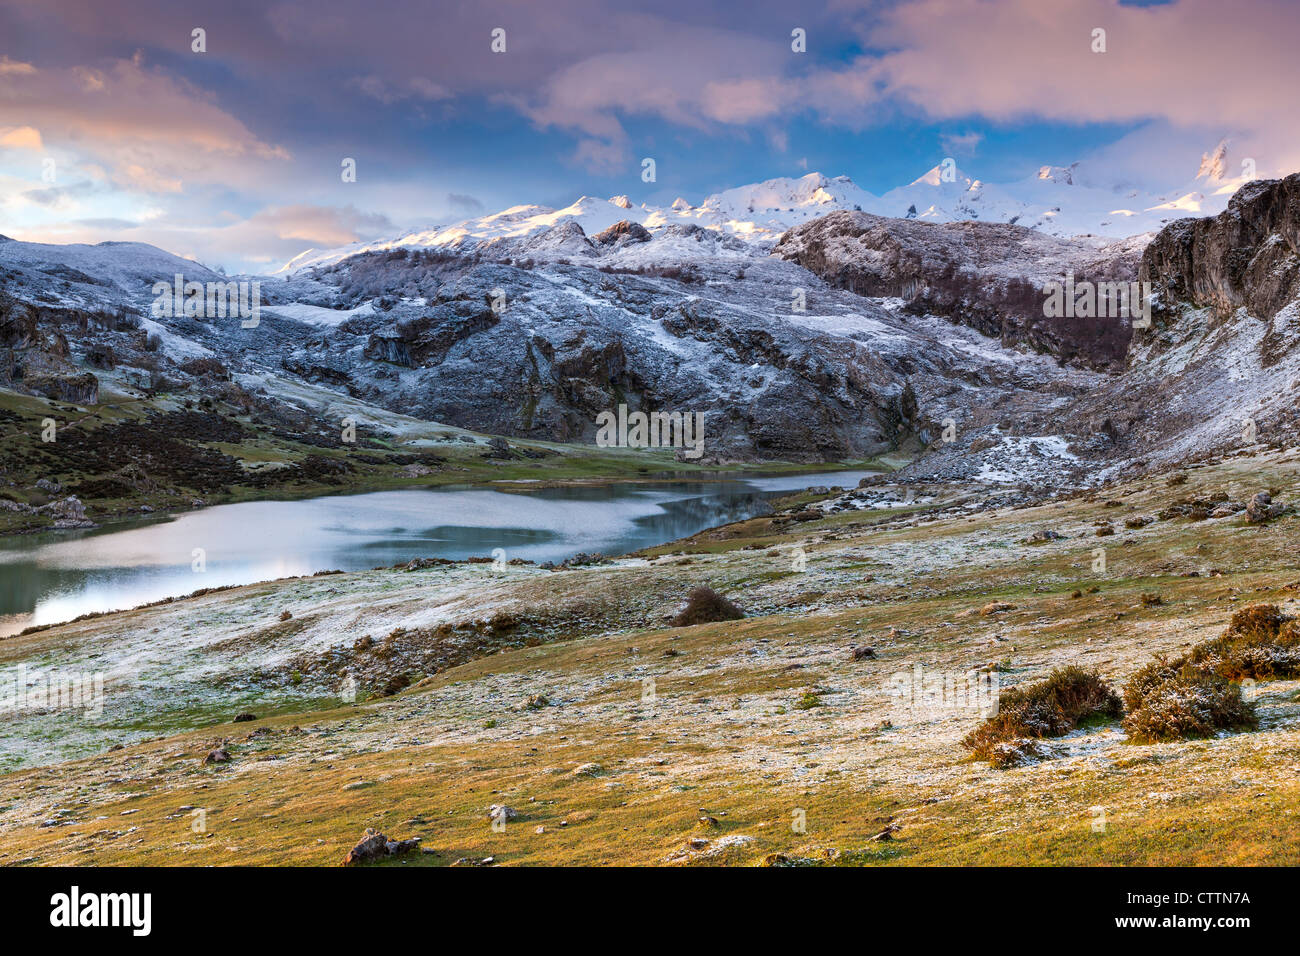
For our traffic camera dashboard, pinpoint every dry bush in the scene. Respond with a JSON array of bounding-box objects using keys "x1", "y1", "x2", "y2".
[
  {"x1": 1122, "y1": 662, "x2": 1256, "y2": 743},
  {"x1": 669, "y1": 586, "x2": 745, "y2": 627},
  {"x1": 1187, "y1": 603, "x2": 1300, "y2": 681},
  {"x1": 962, "y1": 666, "x2": 1121, "y2": 767}
]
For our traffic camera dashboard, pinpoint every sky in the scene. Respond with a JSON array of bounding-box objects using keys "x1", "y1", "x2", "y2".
[{"x1": 1, "y1": 0, "x2": 1298, "y2": 273}]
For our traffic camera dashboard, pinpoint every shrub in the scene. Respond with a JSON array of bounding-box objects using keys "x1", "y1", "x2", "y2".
[
  {"x1": 670, "y1": 586, "x2": 745, "y2": 627},
  {"x1": 1187, "y1": 604, "x2": 1300, "y2": 681},
  {"x1": 1227, "y1": 603, "x2": 1289, "y2": 638},
  {"x1": 962, "y1": 666, "x2": 1121, "y2": 766},
  {"x1": 1122, "y1": 662, "x2": 1256, "y2": 743},
  {"x1": 1122, "y1": 656, "x2": 1180, "y2": 713}
]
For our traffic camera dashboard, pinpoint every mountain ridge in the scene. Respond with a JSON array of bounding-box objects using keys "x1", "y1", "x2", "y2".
[{"x1": 276, "y1": 139, "x2": 1250, "y2": 275}]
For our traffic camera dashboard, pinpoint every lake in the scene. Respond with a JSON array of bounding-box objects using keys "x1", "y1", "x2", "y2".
[{"x1": 0, "y1": 469, "x2": 872, "y2": 636}]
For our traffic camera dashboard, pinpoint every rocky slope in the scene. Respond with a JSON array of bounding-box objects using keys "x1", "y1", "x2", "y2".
[
  {"x1": 0, "y1": 220, "x2": 1100, "y2": 469},
  {"x1": 1058, "y1": 173, "x2": 1300, "y2": 476},
  {"x1": 772, "y1": 212, "x2": 1145, "y2": 371},
  {"x1": 4, "y1": 169, "x2": 1299, "y2": 485},
  {"x1": 1141, "y1": 173, "x2": 1300, "y2": 328}
]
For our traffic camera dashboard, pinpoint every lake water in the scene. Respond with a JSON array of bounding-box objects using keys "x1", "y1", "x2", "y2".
[{"x1": 0, "y1": 469, "x2": 873, "y2": 636}]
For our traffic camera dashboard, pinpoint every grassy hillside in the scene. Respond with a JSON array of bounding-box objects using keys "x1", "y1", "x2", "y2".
[{"x1": 1, "y1": 448, "x2": 1299, "y2": 865}]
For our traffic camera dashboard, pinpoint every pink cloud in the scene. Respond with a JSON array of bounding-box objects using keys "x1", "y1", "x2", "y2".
[{"x1": 0, "y1": 54, "x2": 289, "y2": 194}]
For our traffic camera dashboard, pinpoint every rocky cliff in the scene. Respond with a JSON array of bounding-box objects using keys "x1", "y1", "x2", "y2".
[
  {"x1": 772, "y1": 211, "x2": 1145, "y2": 371},
  {"x1": 1058, "y1": 174, "x2": 1300, "y2": 474}
]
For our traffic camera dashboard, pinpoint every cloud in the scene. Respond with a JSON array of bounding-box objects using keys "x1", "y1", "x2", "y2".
[
  {"x1": 517, "y1": 25, "x2": 790, "y2": 171},
  {"x1": 8, "y1": 0, "x2": 1300, "y2": 269},
  {"x1": 240, "y1": 204, "x2": 397, "y2": 247},
  {"x1": 445, "y1": 192, "x2": 484, "y2": 214},
  {"x1": 0, "y1": 53, "x2": 289, "y2": 195},
  {"x1": 11, "y1": 202, "x2": 397, "y2": 272},
  {"x1": 571, "y1": 137, "x2": 630, "y2": 176},
  {"x1": 939, "y1": 131, "x2": 983, "y2": 157},
  {"x1": 351, "y1": 74, "x2": 452, "y2": 104},
  {"x1": 860, "y1": 0, "x2": 1300, "y2": 172},
  {"x1": 500, "y1": 0, "x2": 1300, "y2": 176},
  {"x1": 0, "y1": 125, "x2": 41, "y2": 149},
  {"x1": 19, "y1": 180, "x2": 99, "y2": 209},
  {"x1": 0, "y1": 57, "x2": 35, "y2": 76}
]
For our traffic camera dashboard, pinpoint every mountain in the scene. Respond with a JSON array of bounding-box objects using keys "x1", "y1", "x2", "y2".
[
  {"x1": 900, "y1": 172, "x2": 1300, "y2": 484},
  {"x1": 774, "y1": 212, "x2": 1147, "y2": 371},
  {"x1": 2, "y1": 154, "x2": 1294, "y2": 493},
  {"x1": 278, "y1": 174, "x2": 876, "y2": 274},
  {"x1": 0, "y1": 236, "x2": 221, "y2": 308},
  {"x1": 277, "y1": 140, "x2": 1250, "y2": 274}
]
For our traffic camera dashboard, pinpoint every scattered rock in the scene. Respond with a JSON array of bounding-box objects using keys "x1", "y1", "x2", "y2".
[
  {"x1": 980, "y1": 601, "x2": 1017, "y2": 616},
  {"x1": 342, "y1": 827, "x2": 420, "y2": 866},
  {"x1": 1246, "y1": 491, "x2": 1285, "y2": 524},
  {"x1": 871, "y1": 823, "x2": 902, "y2": 842},
  {"x1": 38, "y1": 495, "x2": 96, "y2": 528}
]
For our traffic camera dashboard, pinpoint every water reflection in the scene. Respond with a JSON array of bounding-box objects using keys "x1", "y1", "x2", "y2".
[{"x1": 0, "y1": 469, "x2": 871, "y2": 635}]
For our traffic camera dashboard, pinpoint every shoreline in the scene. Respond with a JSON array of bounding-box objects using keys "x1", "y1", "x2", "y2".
[
  {"x1": 0, "y1": 463, "x2": 884, "y2": 638},
  {"x1": 0, "y1": 453, "x2": 895, "y2": 543}
]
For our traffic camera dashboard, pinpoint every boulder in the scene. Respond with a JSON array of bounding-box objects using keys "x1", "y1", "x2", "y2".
[{"x1": 342, "y1": 827, "x2": 420, "y2": 866}]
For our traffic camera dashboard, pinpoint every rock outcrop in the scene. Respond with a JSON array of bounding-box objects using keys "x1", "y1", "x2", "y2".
[
  {"x1": 773, "y1": 211, "x2": 1144, "y2": 371},
  {"x1": 1140, "y1": 173, "x2": 1300, "y2": 330},
  {"x1": 1061, "y1": 174, "x2": 1300, "y2": 472}
]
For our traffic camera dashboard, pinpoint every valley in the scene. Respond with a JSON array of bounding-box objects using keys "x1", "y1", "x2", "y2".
[{"x1": 3, "y1": 158, "x2": 1300, "y2": 868}]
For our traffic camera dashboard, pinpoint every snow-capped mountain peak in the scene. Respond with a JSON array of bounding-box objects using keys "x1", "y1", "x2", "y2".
[
  {"x1": 1037, "y1": 163, "x2": 1079, "y2": 185},
  {"x1": 1196, "y1": 138, "x2": 1231, "y2": 182},
  {"x1": 274, "y1": 138, "x2": 1258, "y2": 274},
  {"x1": 909, "y1": 162, "x2": 971, "y2": 188}
]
